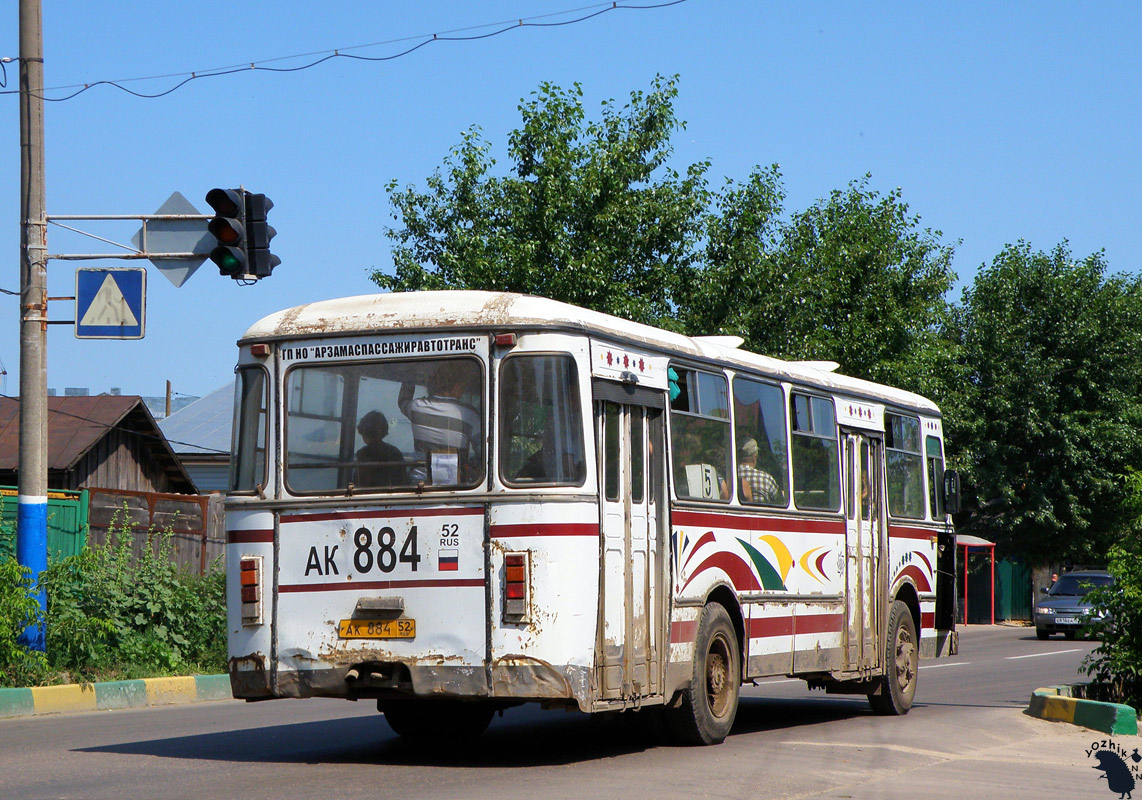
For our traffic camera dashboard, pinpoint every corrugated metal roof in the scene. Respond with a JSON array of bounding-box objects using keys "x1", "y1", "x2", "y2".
[{"x1": 158, "y1": 382, "x2": 234, "y2": 456}]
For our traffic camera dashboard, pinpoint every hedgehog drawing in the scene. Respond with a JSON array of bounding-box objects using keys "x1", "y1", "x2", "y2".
[{"x1": 1093, "y1": 750, "x2": 1135, "y2": 799}]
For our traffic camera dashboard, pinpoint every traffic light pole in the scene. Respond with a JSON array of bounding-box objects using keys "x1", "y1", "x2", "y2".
[{"x1": 18, "y1": 0, "x2": 48, "y2": 650}]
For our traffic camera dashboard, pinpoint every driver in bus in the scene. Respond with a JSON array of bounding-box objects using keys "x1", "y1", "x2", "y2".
[{"x1": 398, "y1": 364, "x2": 480, "y2": 485}]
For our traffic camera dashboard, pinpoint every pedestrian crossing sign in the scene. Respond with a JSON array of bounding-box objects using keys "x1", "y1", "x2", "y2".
[{"x1": 74, "y1": 267, "x2": 146, "y2": 339}]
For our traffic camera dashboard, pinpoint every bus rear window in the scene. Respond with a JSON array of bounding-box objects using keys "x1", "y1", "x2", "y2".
[
  {"x1": 284, "y1": 357, "x2": 484, "y2": 494},
  {"x1": 500, "y1": 354, "x2": 586, "y2": 487}
]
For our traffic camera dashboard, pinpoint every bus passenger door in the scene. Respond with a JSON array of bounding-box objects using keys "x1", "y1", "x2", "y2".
[
  {"x1": 597, "y1": 401, "x2": 665, "y2": 702},
  {"x1": 843, "y1": 433, "x2": 883, "y2": 673}
]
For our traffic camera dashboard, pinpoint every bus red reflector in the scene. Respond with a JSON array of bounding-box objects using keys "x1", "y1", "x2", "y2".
[
  {"x1": 241, "y1": 586, "x2": 258, "y2": 603},
  {"x1": 502, "y1": 552, "x2": 529, "y2": 623},
  {"x1": 240, "y1": 569, "x2": 258, "y2": 586},
  {"x1": 494, "y1": 333, "x2": 517, "y2": 347}
]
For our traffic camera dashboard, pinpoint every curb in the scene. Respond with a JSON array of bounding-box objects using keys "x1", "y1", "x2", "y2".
[
  {"x1": 1027, "y1": 685, "x2": 1139, "y2": 736},
  {"x1": 0, "y1": 674, "x2": 232, "y2": 719}
]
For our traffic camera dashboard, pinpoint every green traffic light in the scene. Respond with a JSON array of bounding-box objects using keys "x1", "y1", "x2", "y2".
[{"x1": 211, "y1": 245, "x2": 247, "y2": 276}]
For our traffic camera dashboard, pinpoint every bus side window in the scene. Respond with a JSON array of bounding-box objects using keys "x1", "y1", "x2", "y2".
[
  {"x1": 926, "y1": 434, "x2": 944, "y2": 518},
  {"x1": 670, "y1": 367, "x2": 731, "y2": 502},
  {"x1": 885, "y1": 413, "x2": 923, "y2": 519},
  {"x1": 790, "y1": 393, "x2": 840, "y2": 511}
]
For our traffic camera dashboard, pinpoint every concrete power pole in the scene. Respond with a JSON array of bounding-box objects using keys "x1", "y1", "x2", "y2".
[{"x1": 17, "y1": 0, "x2": 48, "y2": 651}]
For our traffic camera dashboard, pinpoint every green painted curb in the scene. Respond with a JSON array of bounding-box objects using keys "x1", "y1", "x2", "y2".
[
  {"x1": 0, "y1": 674, "x2": 232, "y2": 719},
  {"x1": 1028, "y1": 686, "x2": 1139, "y2": 736},
  {"x1": 0, "y1": 688, "x2": 35, "y2": 718}
]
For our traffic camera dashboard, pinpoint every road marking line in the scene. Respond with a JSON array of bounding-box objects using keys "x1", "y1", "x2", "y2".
[
  {"x1": 1005, "y1": 648, "x2": 1081, "y2": 660},
  {"x1": 919, "y1": 661, "x2": 970, "y2": 669}
]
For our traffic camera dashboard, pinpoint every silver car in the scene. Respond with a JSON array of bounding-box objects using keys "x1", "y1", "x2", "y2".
[{"x1": 1033, "y1": 570, "x2": 1114, "y2": 640}]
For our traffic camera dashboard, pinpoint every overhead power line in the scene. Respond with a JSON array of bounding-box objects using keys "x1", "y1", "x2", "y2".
[{"x1": 0, "y1": 1, "x2": 689, "y2": 103}]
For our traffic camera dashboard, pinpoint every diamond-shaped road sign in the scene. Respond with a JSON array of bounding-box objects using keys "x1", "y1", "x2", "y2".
[
  {"x1": 131, "y1": 191, "x2": 214, "y2": 288},
  {"x1": 75, "y1": 267, "x2": 146, "y2": 339}
]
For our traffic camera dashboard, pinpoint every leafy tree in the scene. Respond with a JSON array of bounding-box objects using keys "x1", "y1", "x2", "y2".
[
  {"x1": 374, "y1": 75, "x2": 710, "y2": 329},
  {"x1": 1083, "y1": 471, "x2": 1142, "y2": 707},
  {"x1": 955, "y1": 242, "x2": 1142, "y2": 563},
  {"x1": 684, "y1": 176, "x2": 959, "y2": 399}
]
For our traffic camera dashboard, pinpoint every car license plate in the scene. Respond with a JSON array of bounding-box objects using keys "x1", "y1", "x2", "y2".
[
  {"x1": 338, "y1": 619, "x2": 416, "y2": 639},
  {"x1": 1054, "y1": 616, "x2": 1079, "y2": 625}
]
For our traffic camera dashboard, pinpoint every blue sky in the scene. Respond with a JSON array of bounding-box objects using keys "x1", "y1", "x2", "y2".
[{"x1": 1, "y1": 1, "x2": 1138, "y2": 401}]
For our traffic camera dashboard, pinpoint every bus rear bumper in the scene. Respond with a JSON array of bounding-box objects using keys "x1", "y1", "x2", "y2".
[{"x1": 229, "y1": 657, "x2": 589, "y2": 707}]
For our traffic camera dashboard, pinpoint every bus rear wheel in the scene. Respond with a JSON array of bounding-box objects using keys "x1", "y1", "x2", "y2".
[
  {"x1": 868, "y1": 600, "x2": 918, "y2": 716},
  {"x1": 666, "y1": 603, "x2": 740, "y2": 745},
  {"x1": 378, "y1": 699, "x2": 494, "y2": 740}
]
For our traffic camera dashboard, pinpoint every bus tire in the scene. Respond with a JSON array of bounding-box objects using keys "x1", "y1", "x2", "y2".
[
  {"x1": 868, "y1": 600, "x2": 918, "y2": 716},
  {"x1": 666, "y1": 603, "x2": 740, "y2": 745},
  {"x1": 379, "y1": 699, "x2": 494, "y2": 740}
]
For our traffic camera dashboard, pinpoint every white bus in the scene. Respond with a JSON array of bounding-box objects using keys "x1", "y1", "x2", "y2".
[{"x1": 226, "y1": 291, "x2": 959, "y2": 745}]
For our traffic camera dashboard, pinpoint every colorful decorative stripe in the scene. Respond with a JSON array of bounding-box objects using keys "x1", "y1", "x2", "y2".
[
  {"x1": 681, "y1": 550, "x2": 762, "y2": 593},
  {"x1": 897, "y1": 564, "x2": 933, "y2": 593}
]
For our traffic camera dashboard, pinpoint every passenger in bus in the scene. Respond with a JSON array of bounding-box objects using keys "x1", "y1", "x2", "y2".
[
  {"x1": 398, "y1": 365, "x2": 480, "y2": 484},
  {"x1": 738, "y1": 438, "x2": 780, "y2": 504},
  {"x1": 355, "y1": 411, "x2": 406, "y2": 487}
]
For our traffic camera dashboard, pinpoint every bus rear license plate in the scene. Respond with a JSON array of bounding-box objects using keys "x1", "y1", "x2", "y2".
[{"x1": 338, "y1": 619, "x2": 416, "y2": 639}]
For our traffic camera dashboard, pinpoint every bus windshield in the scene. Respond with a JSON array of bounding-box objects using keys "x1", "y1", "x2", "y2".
[{"x1": 284, "y1": 356, "x2": 484, "y2": 493}]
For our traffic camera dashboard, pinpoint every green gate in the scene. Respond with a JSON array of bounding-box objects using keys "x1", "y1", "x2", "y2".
[{"x1": 0, "y1": 487, "x2": 90, "y2": 562}]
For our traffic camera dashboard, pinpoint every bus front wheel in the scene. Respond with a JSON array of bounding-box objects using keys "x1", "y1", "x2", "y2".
[
  {"x1": 666, "y1": 602, "x2": 740, "y2": 745},
  {"x1": 868, "y1": 600, "x2": 918, "y2": 716}
]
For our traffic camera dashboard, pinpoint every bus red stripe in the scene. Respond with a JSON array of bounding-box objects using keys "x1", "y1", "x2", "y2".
[
  {"x1": 671, "y1": 509, "x2": 844, "y2": 535},
  {"x1": 281, "y1": 507, "x2": 484, "y2": 524},
  {"x1": 888, "y1": 524, "x2": 938, "y2": 540},
  {"x1": 670, "y1": 619, "x2": 697, "y2": 642},
  {"x1": 228, "y1": 529, "x2": 273, "y2": 544},
  {"x1": 280, "y1": 578, "x2": 484, "y2": 593},
  {"x1": 491, "y1": 523, "x2": 599, "y2": 538},
  {"x1": 748, "y1": 613, "x2": 843, "y2": 638}
]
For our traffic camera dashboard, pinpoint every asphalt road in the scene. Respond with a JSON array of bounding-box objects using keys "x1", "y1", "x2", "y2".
[{"x1": 0, "y1": 624, "x2": 1127, "y2": 800}]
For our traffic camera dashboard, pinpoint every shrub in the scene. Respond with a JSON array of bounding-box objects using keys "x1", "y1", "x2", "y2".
[{"x1": 0, "y1": 557, "x2": 49, "y2": 687}]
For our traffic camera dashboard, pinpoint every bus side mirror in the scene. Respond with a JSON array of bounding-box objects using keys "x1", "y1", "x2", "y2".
[{"x1": 943, "y1": 469, "x2": 961, "y2": 515}]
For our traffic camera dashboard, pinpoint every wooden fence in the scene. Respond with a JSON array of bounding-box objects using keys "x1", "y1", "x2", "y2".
[
  {"x1": 86, "y1": 488, "x2": 226, "y2": 574},
  {"x1": 1, "y1": 486, "x2": 225, "y2": 574}
]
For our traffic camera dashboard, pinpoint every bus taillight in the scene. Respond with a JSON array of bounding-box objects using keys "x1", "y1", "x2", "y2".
[
  {"x1": 503, "y1": 552, "x2": 529, "y2": 623},
  {"x1": 240, "y1": 556, "x2": 264, "y2": 625}
]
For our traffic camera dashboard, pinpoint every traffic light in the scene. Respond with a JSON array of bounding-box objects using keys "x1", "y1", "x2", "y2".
[
  {"x1": 244, "y1": 193, "x2": 280, "y2": 278},
  {"x1": 205, "y1": 188, "x2": 248, "y2": 278}
]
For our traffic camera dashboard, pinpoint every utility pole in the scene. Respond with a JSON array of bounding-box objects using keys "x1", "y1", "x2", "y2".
[{"x1": 17, "y1": 0, "x2": 48, "y2": 650}]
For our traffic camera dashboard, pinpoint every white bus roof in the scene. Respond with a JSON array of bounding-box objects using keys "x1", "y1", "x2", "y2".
[{"x1": 241, "y1": 290, "x2": 940, "y2": 415}]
